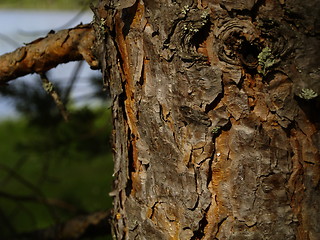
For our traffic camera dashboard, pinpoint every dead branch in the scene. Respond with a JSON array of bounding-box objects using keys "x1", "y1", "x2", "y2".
[
  {"x1": 9, "y1": 210, "x2": 111, "y2": 240},
  {"x1": 0, "y1": 24, "x2": 99, "y2": 83},
  {"x1": 0, "y1": 163, "x2": 59, "y2": 222},
  {"x1": 0, "y1": 190, "x2": 80, "y2": 213},
  {"x1": 40, "y1": 73, "x2": 69, "y2": 121}
]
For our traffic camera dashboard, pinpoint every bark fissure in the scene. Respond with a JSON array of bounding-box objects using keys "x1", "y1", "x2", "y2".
[
  {"x1": 191, "y1": 203, "x2": 211, "y2": 240},
  {"x1": 215, "y1": 216, "x2": 228, "y2": 238}
]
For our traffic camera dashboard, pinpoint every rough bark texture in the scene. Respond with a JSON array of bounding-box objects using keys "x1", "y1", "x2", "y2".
[
  {"x1": 97, "y1": 0, "x2": 320, "y2": 239},
  {"x1": 0, "y1": 24, "x2": 98, "y2": 83}
]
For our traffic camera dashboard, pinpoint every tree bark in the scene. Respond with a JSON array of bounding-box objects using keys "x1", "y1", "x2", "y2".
[{"x1": 97, "y1": 0, "x2": 320, "y2": 239}]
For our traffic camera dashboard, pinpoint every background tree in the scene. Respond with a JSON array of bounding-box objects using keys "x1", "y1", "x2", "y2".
[{"x1": 1, "y1": 0, "x2": 320, "y2": 239}]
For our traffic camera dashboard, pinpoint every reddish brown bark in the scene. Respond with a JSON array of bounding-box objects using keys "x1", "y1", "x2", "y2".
[
  {"x1": 97, "y1": 0, "x2": 320, "y2": 239},
  {"x1": 0, "y1": 24, "x2": 98, "y2": 83}
]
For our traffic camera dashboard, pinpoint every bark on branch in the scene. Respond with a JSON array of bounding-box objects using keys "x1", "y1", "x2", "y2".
[{"x1": 0, "y1": 24, "x2": 98, "y2": 83}]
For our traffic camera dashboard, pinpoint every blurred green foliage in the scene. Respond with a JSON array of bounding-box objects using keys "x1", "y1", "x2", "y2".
[
  {"x1": 0, "y1": 71, "x2": 114, "y2": 238},
  {"x1": 0, "y1": 0, "x2": 97, "y2": 10},
  {"x1": 0, "y1": 107, "x2": 114, "y2": 237},
  {"x1": 0, "y1": 1, "x2": 113, "y2": 234}
]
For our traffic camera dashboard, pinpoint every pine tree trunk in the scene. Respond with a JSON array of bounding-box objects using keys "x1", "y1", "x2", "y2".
[{"x1": 96, "y1": 0, "x2": 320, "y2": 239}]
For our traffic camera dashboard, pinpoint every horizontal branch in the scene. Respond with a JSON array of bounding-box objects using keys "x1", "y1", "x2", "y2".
[
  {"x1": 0, "y1": 24, "x2": 99, "y2": 83},
  {"x1": 0, "y1": 190, "x2": 79, "y2": 213},
  {"x1": 9, "y1": 210, "x2": 111, "y2": 240}
]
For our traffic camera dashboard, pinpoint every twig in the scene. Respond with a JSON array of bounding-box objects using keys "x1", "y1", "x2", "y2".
[
  {"x1": 40, "y1": 73, "x2": 69, "y2": 122},
  {"x1": 0, "y1": 33, "x2": 20, "y2": 48},
  {"x1": 1, "y1": 156, "x2": 27, "y2": 185},
  {"x1": 0, "y1": 163, "x2": 60, "y2": 223},
  {"x1": 63, "y1": 60, "x2": 84, "y2": 104},
  {"x1": 0, "y1": 208, "x2": 16, "y2": 236},
  {"x1": 8, "y1": 210, "x2": 111, "y2": 240},
  {"x1": 0, "y1": 190, "x2": 80, "y2": 213}
]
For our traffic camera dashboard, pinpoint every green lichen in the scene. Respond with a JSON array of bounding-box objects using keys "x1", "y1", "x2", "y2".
[
  {"x1": 212, "y1": 126, "x2": 221, "y2": 134},
  {"x1": 181, "y1": 5, "x2": 190, "y2": 15},
  {"x1": 99, "y1": 18, "x2": 106, "y2": 32},
  {"x1": 200, "y1": 10, "x2": 210, "y2": 20},
  {"x1": 182, "y1": 9, "x2": 209, "y2": 34},
  {"x1": 298, "y1": 88, "x2": 318, "y2": 100},
  {"x1": 42, "y1": 81, "x2": 54, "y2": 93},
  {"x1": 258, "y1": 47, "x2": 275, "y2": 75}
]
